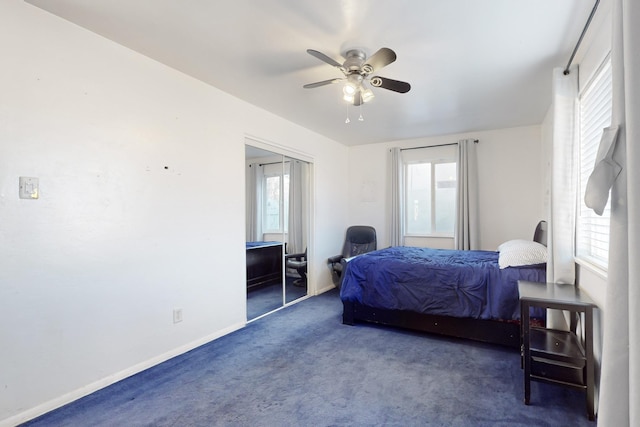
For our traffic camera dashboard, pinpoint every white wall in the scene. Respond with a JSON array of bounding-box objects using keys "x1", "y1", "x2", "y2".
[
  {"x1": 347, "y1": 126, "x2": 544, "y2": 251},
  {"x1": 0, "y1": 1, "x2": 348, "y2": 425},
  {"x1": 1, "y1": 0, "x2": 617, "y2": 424}
]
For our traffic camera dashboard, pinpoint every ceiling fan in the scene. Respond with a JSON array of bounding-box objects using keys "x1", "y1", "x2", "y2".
[{"x1": 303, "y1": 47, "x2": 411, "y2": 106}]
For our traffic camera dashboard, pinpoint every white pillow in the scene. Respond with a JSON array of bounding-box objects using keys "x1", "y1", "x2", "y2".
[{"x1": 498, "y1": 239, "x2": 548, "y2": 269}]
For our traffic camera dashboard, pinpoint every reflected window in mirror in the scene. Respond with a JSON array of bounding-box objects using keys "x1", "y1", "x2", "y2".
[{"x1": 262, "y1": 162, "x2": 289, "y2": 234}]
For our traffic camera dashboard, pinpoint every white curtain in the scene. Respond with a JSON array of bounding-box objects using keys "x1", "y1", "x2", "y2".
[
  {"x1": 547, "y1": 67, "x2": 577, "y2": 285},
  {"x1": 454, "y1": 139, "x2": 479, "y2": 250},
  {"x1": 246, "y1": 163, "x2": 263, "y2": 242},
  {"x1": 287, "y1": 160, "x2": 306, "y2": 254},
  {"x1": 598, "y1": 0, "x2": 640, "y2": 424},
  {"x1": 389, "y1": 147, "x2": 404, "y2": 247}
]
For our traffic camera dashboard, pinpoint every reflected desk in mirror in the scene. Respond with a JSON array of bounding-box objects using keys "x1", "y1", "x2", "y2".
[{"x1": 246, "y1": 242, "x2": 283, "y2": 291}]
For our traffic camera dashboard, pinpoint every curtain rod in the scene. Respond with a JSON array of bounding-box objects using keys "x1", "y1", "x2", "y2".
[
  {"x1": 563, "y1": 0, "x2": 600, "y2": 75},
  {"x1": 399, "y1": 139, "x2": 479, "y2": 152}
]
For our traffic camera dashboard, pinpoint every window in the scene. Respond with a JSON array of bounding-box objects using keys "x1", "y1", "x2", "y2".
[
  {"x1": 262, "y1": 164, "x2": 289, "y2": 233},
  {"x1": 576, "y1": 57, "x2": 612, "y2": 269},
  {"x1": 403, "y1": 146, "x2": 457, "y2": 237}
]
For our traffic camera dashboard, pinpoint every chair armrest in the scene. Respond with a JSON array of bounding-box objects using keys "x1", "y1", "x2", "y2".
[
  {"x1": 286, "y1": 252, "x2": 306, "y2": 261},
  {"x1": 327, "y1": 254, "x2": 343, "y2": 265},
  {"x1": 287, "y1": 259, "x2": 307, "y2": 269}
]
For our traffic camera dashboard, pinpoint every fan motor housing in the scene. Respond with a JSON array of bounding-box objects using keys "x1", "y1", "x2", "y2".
[{"x1": 343, "y1": 49, "x2": 367, "y2": 72}]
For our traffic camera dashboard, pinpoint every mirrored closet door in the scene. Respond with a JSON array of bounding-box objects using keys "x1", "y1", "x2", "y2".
[{"x1": 245, "y1": 144, "x2": 310, "y2": 320}]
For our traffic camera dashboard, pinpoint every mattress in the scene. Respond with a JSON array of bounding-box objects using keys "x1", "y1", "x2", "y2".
[{"x1": 340, "y1": 246, "x2": 546, "y2": 321}]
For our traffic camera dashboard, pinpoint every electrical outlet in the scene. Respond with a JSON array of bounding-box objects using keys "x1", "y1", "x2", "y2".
[{"x1": 173, "y1": 308, "x2": 183, "y2": 324}]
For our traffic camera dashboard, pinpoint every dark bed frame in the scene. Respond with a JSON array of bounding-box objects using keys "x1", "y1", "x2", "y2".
[
  {"x1": 341, "y1": 221, "x2": 547, "y2": 349},
  {"x1": 342, "y1": 301, "x2": 521, "y2": 348}
]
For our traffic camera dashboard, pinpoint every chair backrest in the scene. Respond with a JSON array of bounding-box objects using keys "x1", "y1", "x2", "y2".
[{"x1": 342, "y1": 226, "x2": 377, "y2": 258}]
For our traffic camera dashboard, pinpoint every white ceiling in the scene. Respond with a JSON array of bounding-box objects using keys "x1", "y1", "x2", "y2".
[{"x1": 26, "y1": 0, "x2": 594, "y2": 146}]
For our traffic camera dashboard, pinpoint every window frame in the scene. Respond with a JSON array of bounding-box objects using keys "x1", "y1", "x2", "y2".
[
  {"x1": 402, "y1": 154, "x2": 457, "y2": 239},
  {"x1": 575, "y1": 55, "x2": 613, "y2": 271},
  {"x1": 261, "y1": 163, "x2": 290, "y2": 234}
]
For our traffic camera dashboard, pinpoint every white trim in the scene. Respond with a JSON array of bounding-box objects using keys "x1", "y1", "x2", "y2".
[
  {"x1": 578, "y1": 51, "x2": 612, "y2": 98},
  {"x1": 245, "y1": 134, "x2": 314, "y2": 164},
  {"x1": 575, "y1": 256, "x2": 608, "y2": 280}
]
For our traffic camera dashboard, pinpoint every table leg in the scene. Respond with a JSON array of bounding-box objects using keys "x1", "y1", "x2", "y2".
[
  {"x1": 585, "y1": 308, "x2": 595, "y2": 421},
  {"x1": 522, "y1": 300, "x2": 531, "y2": 405}
]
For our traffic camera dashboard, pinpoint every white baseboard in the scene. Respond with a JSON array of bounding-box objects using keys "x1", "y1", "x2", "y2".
[{"x1": 2, "y1": 321, "x2": 245, "y2": 427}]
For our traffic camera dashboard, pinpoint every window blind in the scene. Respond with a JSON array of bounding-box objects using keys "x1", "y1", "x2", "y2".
[
  {"x1": 576, "y1": 57, "x2": 612, "y2": 269},
  {"x1": 401, "y1": 145, "x2": 457, "y2": 238}
]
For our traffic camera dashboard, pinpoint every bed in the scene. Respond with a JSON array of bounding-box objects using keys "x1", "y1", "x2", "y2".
[
  {"x1": 246, "y1": 241, "x2": 283, "y2": 291},
  {"x1": 340, "y1": 222, "x2": 548, "y2": 348}
]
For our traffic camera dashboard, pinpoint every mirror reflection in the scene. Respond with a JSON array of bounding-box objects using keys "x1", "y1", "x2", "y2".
[{"x1": 245, "y1": 145, "x2": 310, "y2": 320}]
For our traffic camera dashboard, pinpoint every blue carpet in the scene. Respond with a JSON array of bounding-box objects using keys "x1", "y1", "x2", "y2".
[{"x1": 23, "y1": 289, "x2": 594, "y2": 426}]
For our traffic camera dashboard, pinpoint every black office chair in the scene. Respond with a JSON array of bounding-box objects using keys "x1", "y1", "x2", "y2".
[
  {"x1": 328, "y1": 226, "x2": 377, "y2": 289},
  {"x1": 286, "y1": 249, "x2": 307, "y2": 287}
]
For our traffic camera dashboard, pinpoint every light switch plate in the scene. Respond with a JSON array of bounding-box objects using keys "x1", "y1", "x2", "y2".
[
  {"x1": 173, "y1": 308, "x2": 183, "y2": 324},
  {"x1": 19, "y1": 177, "x2": 39, "y2": 199}
]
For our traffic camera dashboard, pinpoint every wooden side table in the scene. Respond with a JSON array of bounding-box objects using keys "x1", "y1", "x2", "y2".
[{"x1": 518, "y1": 281, "x2": 596, "y2": 421}]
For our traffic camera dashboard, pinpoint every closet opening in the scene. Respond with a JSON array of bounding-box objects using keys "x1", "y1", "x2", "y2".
[{"x1": 245, "y1": 140, "x2": 312, "y2": 320}]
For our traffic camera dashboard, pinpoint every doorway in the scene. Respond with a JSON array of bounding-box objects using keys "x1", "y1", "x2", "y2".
[{"x1": 245, "y1": 141, "x2": 311, "y2": 320}]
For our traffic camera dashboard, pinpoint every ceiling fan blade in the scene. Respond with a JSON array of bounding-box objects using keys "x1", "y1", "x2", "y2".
[
  {"x1": 363, "y1": 48, "x2": 396, "y2": 73},
  {"x1": 370, "y1": 76, "x2": 411, "y2": 93},
  {"x1": 306, "y1": 49, "x2": 344, "y2": 69},
  {"x1": 303, "y1": 78, "x2": 343, "y2": 89}
]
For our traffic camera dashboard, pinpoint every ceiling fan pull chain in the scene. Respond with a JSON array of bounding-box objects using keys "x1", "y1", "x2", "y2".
[
  {"x1": 358, "y1": 104, "x2": 364, "y2": 122},
  {"x1": 345, "y1": 104, "x2": 351, "y2": 124}
]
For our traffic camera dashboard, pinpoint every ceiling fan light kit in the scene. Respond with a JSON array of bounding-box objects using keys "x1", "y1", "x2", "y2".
[{"x1": 304, "y1": 46, "x2": 411, "y2": 120}]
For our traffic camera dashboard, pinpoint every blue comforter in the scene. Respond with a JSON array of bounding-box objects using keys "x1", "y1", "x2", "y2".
[{"x1": 340, "y1": 246, "x2": 546, "y2": 321}]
